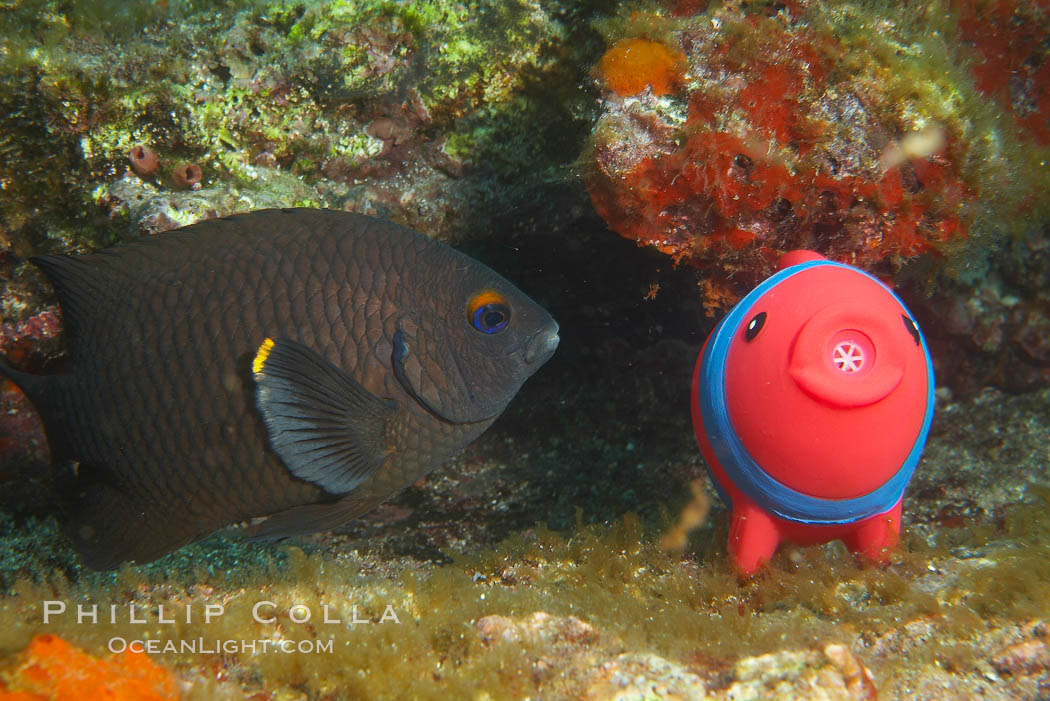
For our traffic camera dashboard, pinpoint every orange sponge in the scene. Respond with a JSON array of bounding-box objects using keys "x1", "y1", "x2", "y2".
[
  {"x1": 0, "y1": 634, "x2": 179, "y2": 701},
  {"x1": 599, "y1": 38, "x2": 684, "y2": 96}
]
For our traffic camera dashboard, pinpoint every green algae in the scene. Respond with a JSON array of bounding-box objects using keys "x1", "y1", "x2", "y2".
[
  {"x1": 0, "y1": 0, "x2": 574, "y2": 226},
  {"x1": 1, "y1": 487, "x2": 1048, "y2": 697},
  {"x1": 0, "y1": 0, "x2": 607, "y2": 339},
  {"x1": 0, "y1": 513, "x2": 79, "y2": 589},
  {"x1": 2, "y1": 375, "x2": 1048, "y2": 696}
]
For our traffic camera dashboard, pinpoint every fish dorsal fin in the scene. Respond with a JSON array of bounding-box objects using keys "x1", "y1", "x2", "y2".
[{"x1": 252, "y1": 337, "x2": 397, "y2": 495}]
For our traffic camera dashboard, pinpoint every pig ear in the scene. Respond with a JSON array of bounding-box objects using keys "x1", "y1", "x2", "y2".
[
  {"x1": 253, "y1": 337, "x2": 396, "y2": 495},
  {"x1": 777, "y1": 250, "x2": 826, "y2": 271}
]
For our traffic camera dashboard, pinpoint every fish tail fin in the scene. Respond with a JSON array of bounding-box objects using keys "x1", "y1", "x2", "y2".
[
  {"x1": 0, "y1": 356, "x2": 76, "y2": 461},
  {"x1": 0, "y1": 361, "x2": 187, "y2": 570},
  {"x1": 63, "y1": 470, "x2": 207, "y2": 570},
  {"x1": 30, "y1": 254, "x2": 106, "y2": 352},
  {"x1": 0, "y1": 354, "x2": 48, "y2": 409}
]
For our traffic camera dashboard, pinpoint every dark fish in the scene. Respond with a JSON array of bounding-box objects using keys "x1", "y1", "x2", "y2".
[{"x1": 1, "y1": 209, "x2": 558, "y2": 568}]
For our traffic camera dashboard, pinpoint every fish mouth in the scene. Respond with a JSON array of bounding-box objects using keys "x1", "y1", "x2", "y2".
[
  {"x1": 524, "y1": 322, "x2": 560, "y2": 365},
  {"x1": 393, "y1": 319, "x2": 559, "y2": 425}
]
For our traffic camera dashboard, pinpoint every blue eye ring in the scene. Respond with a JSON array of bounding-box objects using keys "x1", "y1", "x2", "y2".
[
  {"x1": 467, "y1": 290, "x2": 512, "y2": 334},
  {"x1": 472, "y1": 302, "x2": 510, "y2": 334}
]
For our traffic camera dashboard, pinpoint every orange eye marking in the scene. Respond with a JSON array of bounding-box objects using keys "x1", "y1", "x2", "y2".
[{"x1": 467, "y1": 290, "x2": 506, "y2": 315}]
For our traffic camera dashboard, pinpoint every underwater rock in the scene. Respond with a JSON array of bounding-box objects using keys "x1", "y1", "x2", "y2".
[
  {"x1": 476, "y1": 612, "x2": 598, "y2": 647},
  {"x1": 0, "y1": 307, "x2": 59, "y2": 472},
  {"x1": 952, "y1": 0, "x2": 1050, "y2": 146},
  {"x1": 582, "y1": 652, "x2": 707, "y2": 699},
  {"x1": 914, "y1": 229, "x2": 1050, "y2": 396},
  {"x1": 993, "y1": 638, "x2": 1050, "y2": 678},
  {"x1": 0, "y1": 0, "x2": 575, "y2": 243},
  {"x1": 907, "y1": 386, "x2": 1050, "y2": 535},
  {"x1": 584, "y1": 1, "x2": 1050, "y2": 312},
  {"x1": 720, "y1": 647, "x2": 876, "y2": 700},
  {"x1": 0, "y1": 0, "x2": 593, "y2": 351},
  {"x1": 0, "y1": 308, "x2": 61, "y2": 374},
  {"x1": 0, "y1": 379, "x2": 48, "y2": 474}
]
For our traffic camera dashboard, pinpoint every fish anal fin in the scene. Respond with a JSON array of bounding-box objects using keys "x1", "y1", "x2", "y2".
[
  {"x1": 253, "y1": 337, "x2": 397, "y2": 495},
  {"x1": 66, "y1": 478, "x2": 207, "y2": 571}
]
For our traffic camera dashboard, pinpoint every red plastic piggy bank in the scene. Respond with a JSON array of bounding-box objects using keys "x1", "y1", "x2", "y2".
[{"x1": 691, "y1": 251, "x2": 934, "y2": 574}]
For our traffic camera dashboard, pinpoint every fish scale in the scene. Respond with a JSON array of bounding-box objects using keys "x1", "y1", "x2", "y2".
[{"x1": 3, "y1": 209, "x2": 558, "y2": 568}]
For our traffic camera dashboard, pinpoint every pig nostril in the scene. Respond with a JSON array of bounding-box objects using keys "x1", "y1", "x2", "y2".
[
  {"x1": 832, "y1": 340, "x2": 865, "y2": 372},
  {"x1": 788, "y1": 319, "x2": 898, "y2": 407},
  {"x1": 826, "y1": 329, "x2": 874, "y2": 376}
]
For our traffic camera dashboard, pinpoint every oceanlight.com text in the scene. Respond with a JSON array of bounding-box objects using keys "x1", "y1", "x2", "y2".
[{"x1": 108, "y1": 637, "x2": 335, "y2": 655}]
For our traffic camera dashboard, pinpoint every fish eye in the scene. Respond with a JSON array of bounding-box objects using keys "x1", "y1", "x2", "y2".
[
  {"x1": 468, "y1": 291, "x2": 511, "y2": 334},
  {"x1": 901, "y1": 314, "x2": 921, "y2": 346},
  {"x1": 744, "y1": 311, "x2": 766, "y2": 341}
]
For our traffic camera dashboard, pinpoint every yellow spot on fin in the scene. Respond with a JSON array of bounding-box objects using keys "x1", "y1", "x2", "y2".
[{"x1": 253, "y1": 337, "x2": 275, "y2": 375}]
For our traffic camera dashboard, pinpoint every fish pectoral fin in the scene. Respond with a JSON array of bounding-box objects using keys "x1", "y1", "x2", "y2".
[
  {"x1": 253, "y1": 337, "x2": 397, "y2": 495},
  {"x1": 247, "y1": 495, "x2": 383, "y2": 541}
]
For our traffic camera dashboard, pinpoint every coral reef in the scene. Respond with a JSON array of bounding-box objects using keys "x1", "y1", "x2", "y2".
[
  {"x1": 0, "y1": 0, "x2": 590, "y2": 245},
  {"x1": 585, "y1": 0, "x2": 1050, "y2": 311},
  {"x1": 0, "y1": 1, "x2": 1048, "y2": 699},
  {"x1": 953, "y1": 0, "x2": 1050, "y2": 145},
  {"x1": 0, "y1": 0, "x2": 600, "y2": 357}
]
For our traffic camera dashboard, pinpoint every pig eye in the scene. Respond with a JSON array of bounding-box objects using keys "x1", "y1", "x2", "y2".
[
  {"x1": 744, "y1": 311, "x2": 766, "y2": 341},
  {"x1": 902, "y1": 315, "x2": 920, "y2": 346}
]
